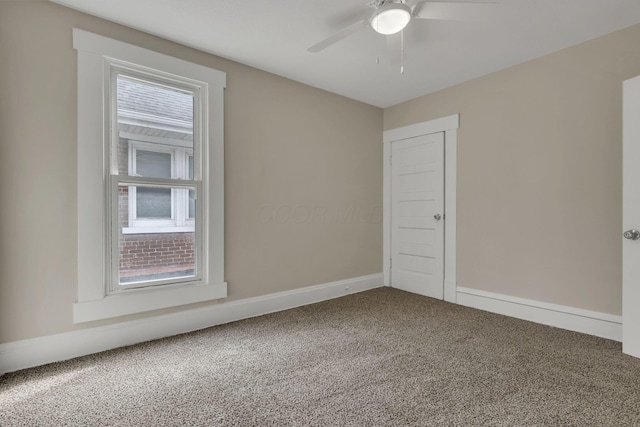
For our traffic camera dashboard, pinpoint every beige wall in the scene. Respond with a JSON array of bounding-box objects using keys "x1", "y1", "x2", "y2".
[
  {"x1": 0, "y1": 1, "x2": 382, "y2": 343},
  {"x1": 385, "y1": 23, "x2": 640, "y2": 316}
]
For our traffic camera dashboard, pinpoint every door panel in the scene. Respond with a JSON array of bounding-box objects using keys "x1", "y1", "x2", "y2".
[
  {"x1": 623, "y1": 75, "x2": 640, "y2": 358},
  {"x1": 397, "y1": 229, "x2": 435, "y2": 258},
  {"x1": 391, "y1": 132, "x2": 444, "y2": 299}
]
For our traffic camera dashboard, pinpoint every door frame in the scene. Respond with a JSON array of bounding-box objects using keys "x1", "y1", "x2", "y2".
[{"x1": 383, "y1": 114, "x2": 459, "y2": 302}]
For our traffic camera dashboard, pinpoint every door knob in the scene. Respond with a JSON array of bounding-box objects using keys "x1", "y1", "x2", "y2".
[
  {"x1": 433, "y1": 214, "x2": 442, "y2": 221},
  {"x1": 624, "y1": 229, "x2": 640, "y2": 240}
]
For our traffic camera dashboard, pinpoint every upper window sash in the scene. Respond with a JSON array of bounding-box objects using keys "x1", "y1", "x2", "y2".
[{"x1": 109, "y1": 67, "x2": 201, "y2": 180}]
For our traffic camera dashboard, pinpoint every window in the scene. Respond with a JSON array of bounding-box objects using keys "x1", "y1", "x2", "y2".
[
  {"x1": 74, "y1": 29, "x2": 226, "y2": 323},
  {"x1": 112, "y1": 72, "x2": 201, "y2": 289},
  {"x1": 125, "y1": 142, "x2": 195, "y2": 231}
]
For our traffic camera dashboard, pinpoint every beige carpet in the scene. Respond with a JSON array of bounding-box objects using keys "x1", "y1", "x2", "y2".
[{"x1": 1, "y1": 287, "x2": 640, "y2": 426}]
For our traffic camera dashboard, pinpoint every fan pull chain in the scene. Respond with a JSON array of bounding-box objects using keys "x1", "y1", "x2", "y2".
[
  {"x1": 400, "y1": 29, "x2": 405, "y2": 74},
  {"x1": 375, "y1": 15, "x2": 380, "y2": 65}
]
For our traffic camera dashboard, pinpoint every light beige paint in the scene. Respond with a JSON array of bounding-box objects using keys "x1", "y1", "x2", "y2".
[
  {"x1": 0, "y1": 1, "x2": 382, "y2": 343},
  {"x1": 385, "y1": 23, "x2": 640, "y2": 316}
]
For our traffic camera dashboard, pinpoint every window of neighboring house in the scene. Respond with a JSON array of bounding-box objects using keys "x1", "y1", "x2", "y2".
[
  {"x1": 74, "y1": 29, "x2": 226, "y2": 323},
  {"x1": 125, "y1": 142, "x2": 195, "y2": 232}
]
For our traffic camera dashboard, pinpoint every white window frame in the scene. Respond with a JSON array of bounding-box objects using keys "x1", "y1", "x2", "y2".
[
  {"x1": 124, "y1": 140, "x2": 195, "y2": 234},
  {"x1": 74, "y1": 29, "x2": 226, "y2": 323},
  {"x1": 110, "y1": 68, "x2": 203, "y2": 292}
]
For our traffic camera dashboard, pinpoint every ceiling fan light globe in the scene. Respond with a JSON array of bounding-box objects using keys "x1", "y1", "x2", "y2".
[{"x1": 371, "y1": 4, "x2": 412, "y2": 35}]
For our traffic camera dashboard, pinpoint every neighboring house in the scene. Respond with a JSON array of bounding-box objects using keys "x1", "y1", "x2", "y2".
[{"x1": 116, "y1": 76, "x2": 196, "y2": 283}]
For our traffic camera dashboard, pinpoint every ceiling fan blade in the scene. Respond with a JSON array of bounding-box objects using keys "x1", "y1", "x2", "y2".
[
  {"x1": 308, "y1": 20, "x2": 369, "y2": 53},
  {"x1": 326, "y1": 5, "x2": 369, "y2": 30},
  {"x1": 406, "y1": 19, "x2": 430, "y2": 45}
]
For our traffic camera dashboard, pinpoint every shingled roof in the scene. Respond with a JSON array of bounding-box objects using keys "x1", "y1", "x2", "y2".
[{"x1": 117, "y1": 75, "x2": 193, "y2": 123}]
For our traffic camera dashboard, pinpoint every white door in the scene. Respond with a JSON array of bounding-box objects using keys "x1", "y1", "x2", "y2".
[
  {"x1": 623, "y1": 75, "x2": 640, "y2": 358},
  {"x1": 391, "y1": 132, "x2": 444, "y2": 299}
]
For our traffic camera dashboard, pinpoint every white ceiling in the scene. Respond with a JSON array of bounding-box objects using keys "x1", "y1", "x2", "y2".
[{"x1": 50, "y1": 0, "x2": 640, "y2": 108}]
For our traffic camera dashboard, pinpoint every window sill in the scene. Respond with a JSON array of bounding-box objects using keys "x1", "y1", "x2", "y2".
[
  {"x1": 73, "y1": 281, "x2": 227, "y2": 323},
  {"x1": 123, "y1": 226, "x2": 195, "y2": 234}
]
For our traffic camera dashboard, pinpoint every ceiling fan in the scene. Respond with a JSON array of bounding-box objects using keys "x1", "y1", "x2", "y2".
[{"x1": 308, "y1": 0, "x2": 498, "y2": 54}]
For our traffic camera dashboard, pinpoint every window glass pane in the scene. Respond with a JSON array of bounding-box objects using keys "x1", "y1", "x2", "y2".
[
  {"x1": 136, "y1": 186, "x2": 171, "y2": 218},
  {"x1": 116, "y1": 74, "x2": 194, "y2": 176},
  {"x1": 136, "y1": 150, "x2": 172, "y2": 179},
  {"x1": 119, "y1": 183, "x2": 197, "y2": 285}
]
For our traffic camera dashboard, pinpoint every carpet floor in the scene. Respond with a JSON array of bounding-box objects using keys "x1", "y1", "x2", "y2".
[{"x1": 1, "y1": 287, "x2": 640, "y2": 426}]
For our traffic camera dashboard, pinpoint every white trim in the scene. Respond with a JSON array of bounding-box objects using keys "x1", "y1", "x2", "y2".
[
  {"x1": 77, "y1": 45, "x2": 107, "y2": 303},
  {"x1": 383, "y1": 114, "x2": 459, "y2": 144},
  {"x1": 74, "y1": 29, "x2": 226, "y2": 322},
  {"x1": 383, "y1": 114, "x2": 459, "y2": 302},
  {"x1": 456, "y1": 287, "x2": 622, "y2": 341},
  {"x1": 73, "y1": 28, "x2": 226, "y2": 88},
  {"x1": 74, "y1": 281, "x2": 227, "y2": 323},
  {"x1": 444, "y1": 128, "x2": 457, "y2": 303},
  {"x1": 383, "y1": 140, "x2": 391, "y2": 286},
  {"x1": 1, "y1": 273, "x2": 383, "y2": 375}
]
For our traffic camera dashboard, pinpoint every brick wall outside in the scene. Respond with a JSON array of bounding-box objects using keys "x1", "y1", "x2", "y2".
[
  {"x1": 117, "y1": 137, "x2": 196, "y2": 282},
  {"x1": 119, "y1": 221, "x2": 196, "y2": 280}
]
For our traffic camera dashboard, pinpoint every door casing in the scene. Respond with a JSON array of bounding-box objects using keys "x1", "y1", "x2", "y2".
[{"x1": 383, "y1": 114, "x2": 459, "y2": 302}]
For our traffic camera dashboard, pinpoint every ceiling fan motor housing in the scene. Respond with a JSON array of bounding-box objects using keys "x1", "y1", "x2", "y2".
[{"x1": 370, "y1": 2, "x2": 412, "y2": 35}]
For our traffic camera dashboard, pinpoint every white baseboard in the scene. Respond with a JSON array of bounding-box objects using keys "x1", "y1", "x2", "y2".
[
  {"x1": 0, "y1": 273, "x2": 383, "y2": 375},
  {"x1": 456, "y1": 287, "x2": 622, "y2": 342}
]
